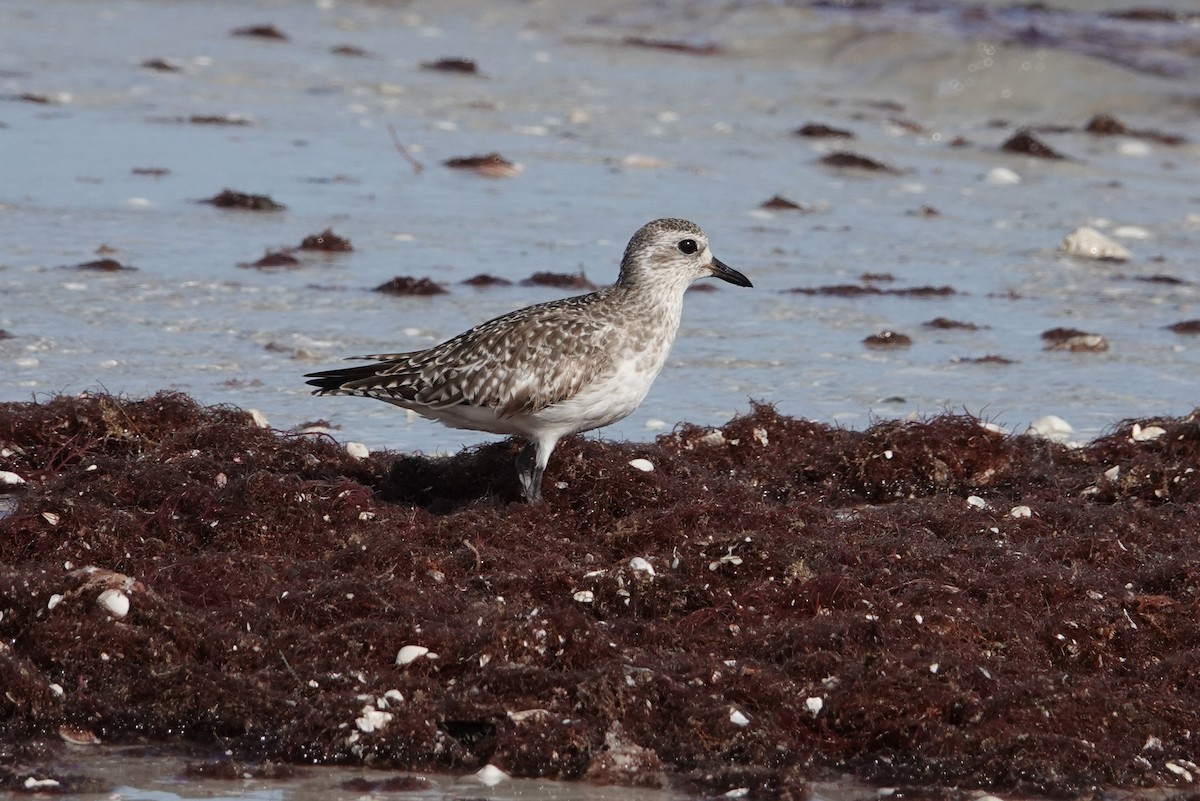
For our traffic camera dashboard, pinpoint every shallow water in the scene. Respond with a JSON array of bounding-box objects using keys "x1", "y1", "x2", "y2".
[{"x1": 1, "y1": 0, "x2": 1198, "y2": 455}]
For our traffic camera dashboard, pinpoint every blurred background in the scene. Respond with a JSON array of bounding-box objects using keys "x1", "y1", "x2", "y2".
[{"x1": 2, "y1": 0, "x2": 1198, "y2": 452}]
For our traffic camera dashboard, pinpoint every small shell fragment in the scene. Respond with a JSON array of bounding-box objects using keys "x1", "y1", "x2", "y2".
[
  {"x1": 804, "y1": 696, "x2": 824, "y2": 716},
  {"x1": 475, "y1": 764, "x2": 510, "y2": 786},
  {"x1": 628, "y1": 458, "x2": 654, "y2": 472},
  {"x1": 573, "y1": 590, "x2": 595, "y2": 603},
  {"x1": 42, "y1": 512, "x2": 61, "y2": 526},
  {"x1": 628, "y1": 556, "x2": 656, "y2": 576},
  {"x1": 984, "y1": 166, "x2": 1021, "y2": 185},
  {"x1": 729, "y1": 708, "x2": 750, "y2": 726},
  {"x1": 0, "y1": 471, "x2": 26, "y2": 485},
  {"x1": 395, "y1": 645, "x2": 430, "y2": 665},
  {"x1": 97, "y1": 588, "x2": 130, "y2": 619},
  {"x1": 248, "y1": 408, "x2": 271, "y2": 428},
  {"x1": 1131, "y1": 423, "x2": 1166, "y2": 442},
  {"x1": 47, "y1": 594, "x2": 64, "y2": 611},
  {"x1": 355, "y1": 706, "x2": 393, "y2": 733},
  {"x1": 1009, "y1": 505, "x2": 1032, "y2": 519},
  {"x1": 345, "y1": 441, "x2": 370, "y2": 459},
  {"x1": 966, "y1": 495, "x2": 988, "y2": 510}
]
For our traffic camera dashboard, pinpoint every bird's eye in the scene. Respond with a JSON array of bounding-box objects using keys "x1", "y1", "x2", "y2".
[{"x1": 677, "y1": 238, "x2": 698, "y2": 255}]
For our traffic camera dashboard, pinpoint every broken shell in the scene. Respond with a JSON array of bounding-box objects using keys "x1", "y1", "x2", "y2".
[
  {"x1": 1010, "y1": 505, "x2": 1032, "y2": 519},
  {"x1": 346, "y1": 441, "x2": 370, "y2": 459},
  {"x1": 1131, "y1": 423, "x2": 1165, "y2": 442},
  {"x1": 628, "y1": 458, "x2": 654, "y2": 472},
  {"x1": 966, "y1": 495, "x2": 988, "y2": 510},
  {"x1": 805, "y1": 696, "x2": 824, "y2": 716},
  {"x1": 628, "y1": 556, "x2": 656, "y2": 576},
  {"x1": 0, "y1": 470, "x2": 26, "y2": 485},
  {"x1": 729, "y1": 708, "x2": 750, "y2": 727},
  {"x1": 573, "y1": 590, "x2": 595, "y2": 603},
  {"x1": 395, "y1": 644, "x2": 430, "y2": 665}
]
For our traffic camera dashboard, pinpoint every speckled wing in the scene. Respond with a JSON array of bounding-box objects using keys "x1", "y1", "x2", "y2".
[{"x1": 307, "y1": 294, "x2": 620, "y2": 417}]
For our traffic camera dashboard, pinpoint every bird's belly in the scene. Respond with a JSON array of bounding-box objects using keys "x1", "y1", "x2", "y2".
[{"x1": 530, "y1": 355, "x2": 663, "y2": 436}]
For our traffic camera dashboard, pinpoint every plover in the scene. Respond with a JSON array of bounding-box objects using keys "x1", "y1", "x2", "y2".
[{"x1": 305, "y1": 218, "x2": 752, "y2": 501}]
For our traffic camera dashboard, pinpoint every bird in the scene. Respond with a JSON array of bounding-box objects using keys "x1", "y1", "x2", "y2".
[{"x1": 305, "y1": 218, "x2": 752, "y2": 501}]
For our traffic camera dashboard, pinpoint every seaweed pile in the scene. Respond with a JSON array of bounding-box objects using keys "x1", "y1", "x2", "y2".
[{"x1": 2, "y1": 392, "x2": 1198, "y2": 798}]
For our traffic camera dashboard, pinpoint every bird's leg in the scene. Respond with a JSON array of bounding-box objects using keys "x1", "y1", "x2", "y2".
[{"x1": 515, "y1": 442, "x2": 544, "y2": 502}]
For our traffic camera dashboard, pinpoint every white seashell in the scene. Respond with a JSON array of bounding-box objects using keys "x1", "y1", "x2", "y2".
[
  {"x1": 355, "y1": 706, "x2": 392, "y2": 733},
  {"x1": 345, "y1": 441, "x2": 370, "y2": 459},
  {"x1": 628, "y1": 458, "x2": 654, "y2": 472},
  {"x1": 475, "y1": 764, "x2": 510, "y2": 786},
  {"x1": 47, "y1": 594, "x2": 64, "y2": 610},
  {"x1": 1009, "y1": 505, "x2": 1032, "y2": 519},
  {"x1": 42, "y1": 512, "x2": 60, "y2": 526},
  {"x1": 248, "y1": 408, "x2": 270, "y2": 428},
  {"x1": 725, "y1": 789, "x2": 750, "y2": 798},
  {"x1": 0, "y1": 471, "x2": 26, "y2": 485},
  {"x1": 1059, "y1": 226, "x2": 1131, "y2": 262},
  {"x1": 983, "y1": 166, "x2": 1021, "y2": 185},
  {"x1": 1027, "y1": 415, "x2": 1074, "y2": 442},
  {"x1": 1104, "y1": 465, "x2": 1121, "y2": 481},
  {"x1": 395, "y1": 645, "x2": 430, "y2": 665},
  {"x1": 805, "y1": 696, "x2": 824, "y2": 716},
  {"x1": 729, "y1": 708, "x2": 750, "y2": 727},
  {"x1": 24, "y1": 778, "x2": 62, "y2": 790},
  {"x1": 966, "y1": 495, "x2": 988, "y2": 510},
  {"x1": 628, "y1": 556, "x2": 656, "y2": 576},
  {"x1": 752, "y1": 427, "x2": 769, "y2": 446},
  {"x1": 572, "y1": 590, "x2": 594, "y2": 603},
  {"x1": 1131, "y1": 424, "x2": 1166, "y2": 442},
  {"x1": 97, "y1": 589, "x2": 130, "y2": 619}
]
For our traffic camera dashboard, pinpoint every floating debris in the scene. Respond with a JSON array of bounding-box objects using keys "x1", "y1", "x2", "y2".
[
  {"x1": 924, "y1": 317, "x2": 981, "y2": 330},
  {"x1": 330, "y1": 44, "x2": 371, "y2": 57},
  {"x1": 231, "y1": 24, "x2": 288, "y2": 40},
  {"x1": 1000, "y1": 129, "x2": 1066, "y2": 159},
  {"x1": 863, "y1": 330, "x2": 913, "y2": 349},
  {"x1": 374, "y1": 276, "x2": 448, "y2": 296},
  {"x1": 298, "y1": 229, "x2": 353, "y2": 252},
  {"x1": 794, "y1": 123, "x2": 854, "y2": 138},
  {"x1": 200, "y1": 189, "x2": 285, "y2": 211},
  {"x1": 521, "y1": 271, "x2": 596, "y2": 290},
  {"x1": 421, "y1": 57, "x2": 479, "y2": 74},
  {"x1": 66, "y1": 258, "x2": 136, "y2": 272},
  {"x1": 1042, "y1": 327, "x2": 1109, "y2": 352},
  {"x1": 443, "y1": 152, "x2": 521, "y2": 178},
  {"x1": 786, "y1": 284, "x2": 955, "y2": 297},
  {"x1": 759, "y1": 195, "x2": 809, "y2": 211},
  {"x1": 140, "y1": 57, "x2": 181, "y2": 72},
  {"x1": 819, "y1": 151, "x2": 901, "y2": 173},
  {"x1": 461, "y1": 274, "x2": 513, "y2": 288},
  {"x1": 240, "y1": 251, "x2": 300, "y2": 270},
  {"x1": 621, "y1": 36, "x2": 722, "y2": 56},
  {"x1": 1167, "y1": 319, "x2": 1200, "y2": 334}
]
